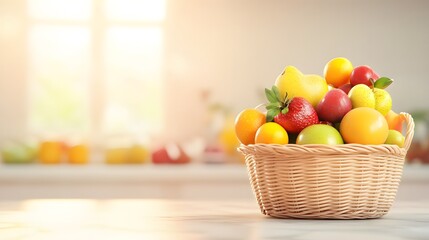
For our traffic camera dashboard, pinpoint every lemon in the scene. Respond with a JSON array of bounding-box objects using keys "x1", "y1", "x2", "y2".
[
  {"x1": 348, "y1": 84, "x2": 375, "y2": 108},
  {"x1": 275, "y1": 66, "x2": 328, "y2": 107},
  {"x1": 373, "y1": 88, "x2": 392, "y2": 116}
]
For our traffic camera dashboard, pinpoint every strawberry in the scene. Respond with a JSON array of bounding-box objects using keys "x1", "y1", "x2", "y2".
[{"x1": 265, "y1": 86, "x2": 319, "y2": 134}]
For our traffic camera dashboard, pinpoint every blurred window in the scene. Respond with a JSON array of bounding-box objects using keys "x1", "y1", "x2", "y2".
[{"x1": 27, "y1": 0, "x2": 165, "y2": 137}]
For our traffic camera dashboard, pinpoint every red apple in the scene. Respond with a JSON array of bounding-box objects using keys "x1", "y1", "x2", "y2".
[
  {"x1": 350, "y1": 65, "x2": 378, "y2": 87},
  {"x1": 338, "y1": 83, "x2": 352, "y2": 94},
  {"x1": 152, "y1": 144, "x2": 190, "y2": 164},
  {"x1": 316, "y1": 89, "x2": 352, "y2": 123}
]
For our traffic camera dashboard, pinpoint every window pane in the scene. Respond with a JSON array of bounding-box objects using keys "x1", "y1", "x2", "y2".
[
  {"x1": 104, "y1": 26, "x2": 163, "y2": 135},
  {"x1": 28, "y1": 25, "x2": 90, "y2": 133},
  {"x1": 105, "y1": 0, "x2": 165, "y2": 22},
  {"x1": 28, "y1": 0, "x2": 91, "y2": 20}
]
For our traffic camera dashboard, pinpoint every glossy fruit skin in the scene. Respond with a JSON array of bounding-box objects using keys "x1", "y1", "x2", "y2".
[
  {"x1": 385, "y1": 129, "x2": 405, "y2": 148},
  {"x1": 323, "y1": 57, "x2": 354, "y2": 88},
  {"x1": 385, "y1": 110, "x2": 404, "y2": 132},
  {"x1": 275, "y1": 66, "x2": 328, "y2": 107},
  {"x1": 350, "y1": 65, "x2": 378, "y2": 87},
  {"x1": 296, "y1": 124, "x2": 344, "y2": 145},
  {"x1": 340, "y1": 107, "x2": 389, "y2": 144},
  {"x1": 348, "y1": 84, "x2": 375, "y2": 109},
  {"x1": 255, "y1": 122, "x2": 289, "y2": 144},
  {"x1": 373, "y1": 88, "x2": 392, "y2": 116},
  {"x1": 274, "y1": 97, "x2": 319, "y2": 134},
  {"x1": 338, "y1": 83, "x2": 352, "y2": 94},
  {"x1": 234, "y1": 109, "x2": 266, "y2": 145},
  {"x1": 68, "y1": 144, "x2": 89, "y2": 164},
  {"x1": 316, "y1": 89, "x2": 352, "y2": 123}
]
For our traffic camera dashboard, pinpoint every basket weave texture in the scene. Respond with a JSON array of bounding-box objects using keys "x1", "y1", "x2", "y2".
[{"x1": 238, "y1": 113, "x2": 414, "y2": 219}]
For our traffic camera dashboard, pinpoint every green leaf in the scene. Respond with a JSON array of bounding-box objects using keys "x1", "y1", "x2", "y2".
[
  {"x1": 281, "y1": 107, "x2": 289, "y2": 114},
  {"x1": 272, "y1": 85, "x2": 282, "y2": 102},
  {"x1": 265, "y1": 102, "x2": 280, "y2": 110},
  {"x1": 374, "y1": 77, "x2": 393, "y2": 89},
  {"x1": 265, "y1": 88, "x2": 277, "y2": 103},
  {"x1": 266, "y1": 108, "x2": 280, "y2": 122}
]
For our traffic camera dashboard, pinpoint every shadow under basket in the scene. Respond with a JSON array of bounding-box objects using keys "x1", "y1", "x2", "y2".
[{"x1": 238, "y1": 113, "x2": 414, "y2": 219}]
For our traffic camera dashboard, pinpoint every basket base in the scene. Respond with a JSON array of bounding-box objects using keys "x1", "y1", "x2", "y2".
[{"x1": 261, "y1": 208, "x2": 389, "y2": 220}]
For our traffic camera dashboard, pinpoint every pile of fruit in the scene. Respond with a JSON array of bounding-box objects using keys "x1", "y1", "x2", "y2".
[{"x1": 235, "y1": 57, "x2": 406, "y2": 147}]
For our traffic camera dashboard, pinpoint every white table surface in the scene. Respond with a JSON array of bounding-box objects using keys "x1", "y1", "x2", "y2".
[{"x1": 0, "y1": 199, "x2": 428, "y2": 240}]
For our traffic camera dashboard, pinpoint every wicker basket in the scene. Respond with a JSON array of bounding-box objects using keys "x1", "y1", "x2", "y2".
[{"x1": 238, "y1": 112, "x2": 414, "y2": 219}]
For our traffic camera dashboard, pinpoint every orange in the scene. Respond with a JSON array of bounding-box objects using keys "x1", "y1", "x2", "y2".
[
  {"x1": 340, "y1": 107, "x2": 389, "y2": 144},
  {"x1": 255, "y1": 122, "x2": 288, "y2": 144},
  {"x1": 323, "y1": 57, "x2": 354, "y2": 88},
  {"x1": 68, "y1": 144, "x2": 89, "y2": 164},
  {"x1": 105, "y1": 147, "x2": 128, "y2": 164},
  {"x1": 234, "y1": 109, "x2": 266, "y2": 145},
  {"x1": 39, "y1": 141, "x2": 62, "y2": 164},
  {"x1": 129, "y1": 145, "x2": 150, "y2": 164}
]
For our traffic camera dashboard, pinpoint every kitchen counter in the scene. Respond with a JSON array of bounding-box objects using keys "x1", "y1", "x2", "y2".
[
  {"x1": 0, "y1": 164, "x2": 428, "y2": 200},
  {"x1": 0, "y1": 199, "x2": 428, "y2": 239}
]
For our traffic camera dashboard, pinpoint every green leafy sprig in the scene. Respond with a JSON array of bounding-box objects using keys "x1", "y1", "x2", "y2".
[
  {"x1": 370, "y1": 77, "x2": 393, "y2": 89},
  {"x1": 264, "y1": 86, "x2": 290, "y2": 122}
]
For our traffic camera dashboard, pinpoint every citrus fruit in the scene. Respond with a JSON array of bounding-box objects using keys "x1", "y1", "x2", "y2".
[
  {"x1": 373, "y1": 88, "x2": 392, "y2": 116},
  {"x1": 348, "y1": 84, "x2": 375, "y2": 108},
  {"x1": 234, "y1": 109, "x2": 266, "y2": 145},
  {"x1": 255, "y1": 122, "x2": 288, "y2": 144},
  {"x1": 340, "y1": 107, "x2": 389, "y2": 144},
  {"x1": 323, "y1": 57, "x2": 354, "y2": 88},
  {"x1": 275, "y1": 66, "x2": 328, "y2": 107},
  {"x1": 385, "y1": 129, "x2": 405, "y2": 147}
]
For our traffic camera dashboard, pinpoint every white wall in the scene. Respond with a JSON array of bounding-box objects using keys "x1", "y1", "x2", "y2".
[
  {"x1": 1, "y1": 0, "x2": 429, "y2": 143},
  {"x1": 163, "y1": 0, "x2": 429, "y2": 140}
]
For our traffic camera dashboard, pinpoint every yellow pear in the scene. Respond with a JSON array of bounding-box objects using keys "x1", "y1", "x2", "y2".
[{"x1": 275, "y1": 66, "x2": 328, "y2": 107}]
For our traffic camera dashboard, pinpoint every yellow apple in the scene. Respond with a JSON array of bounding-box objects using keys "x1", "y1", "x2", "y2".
[{"x1": 274, "y1": 66, "x2": 328, "y2": 107}]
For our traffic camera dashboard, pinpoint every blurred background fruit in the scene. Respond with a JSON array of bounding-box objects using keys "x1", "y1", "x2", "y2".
[
  {"x1": 128, "y1": 144, "x2": 150, "y2": 164},
  {"x1": 152, "y1": 144, "x2": 190, "y2": 164},
  {"x1": 105, "y1": 147, "x2": 129, "y2": 164},
  {"x1": 1, "y1": 141, "x2": 38, "y2": 164},
  {"x1": 39, "y1": 141, "x2": 63, "y2": 164},
  {"x1": 67, "y1": 144, "x2": 89, "y2": 164}
]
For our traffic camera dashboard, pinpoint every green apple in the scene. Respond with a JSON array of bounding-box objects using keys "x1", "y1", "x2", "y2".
[
  {"x1": 296, "y1": 124, "x2": 344, "y2": 145},
  {"x1": 275, "y1": 66, "x2": 328, "y2": 107},
  {"x1": 385, "y1": 129, "x2": 405, "y2": 147},
  {"x1": 1, "y1": 142, "x2": 37, "y2": 164}
]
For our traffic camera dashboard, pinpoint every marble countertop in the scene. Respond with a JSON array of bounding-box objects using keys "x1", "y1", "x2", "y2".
[{"x1": 0, "y1": 199, "x2": 428, "y2": 240}]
